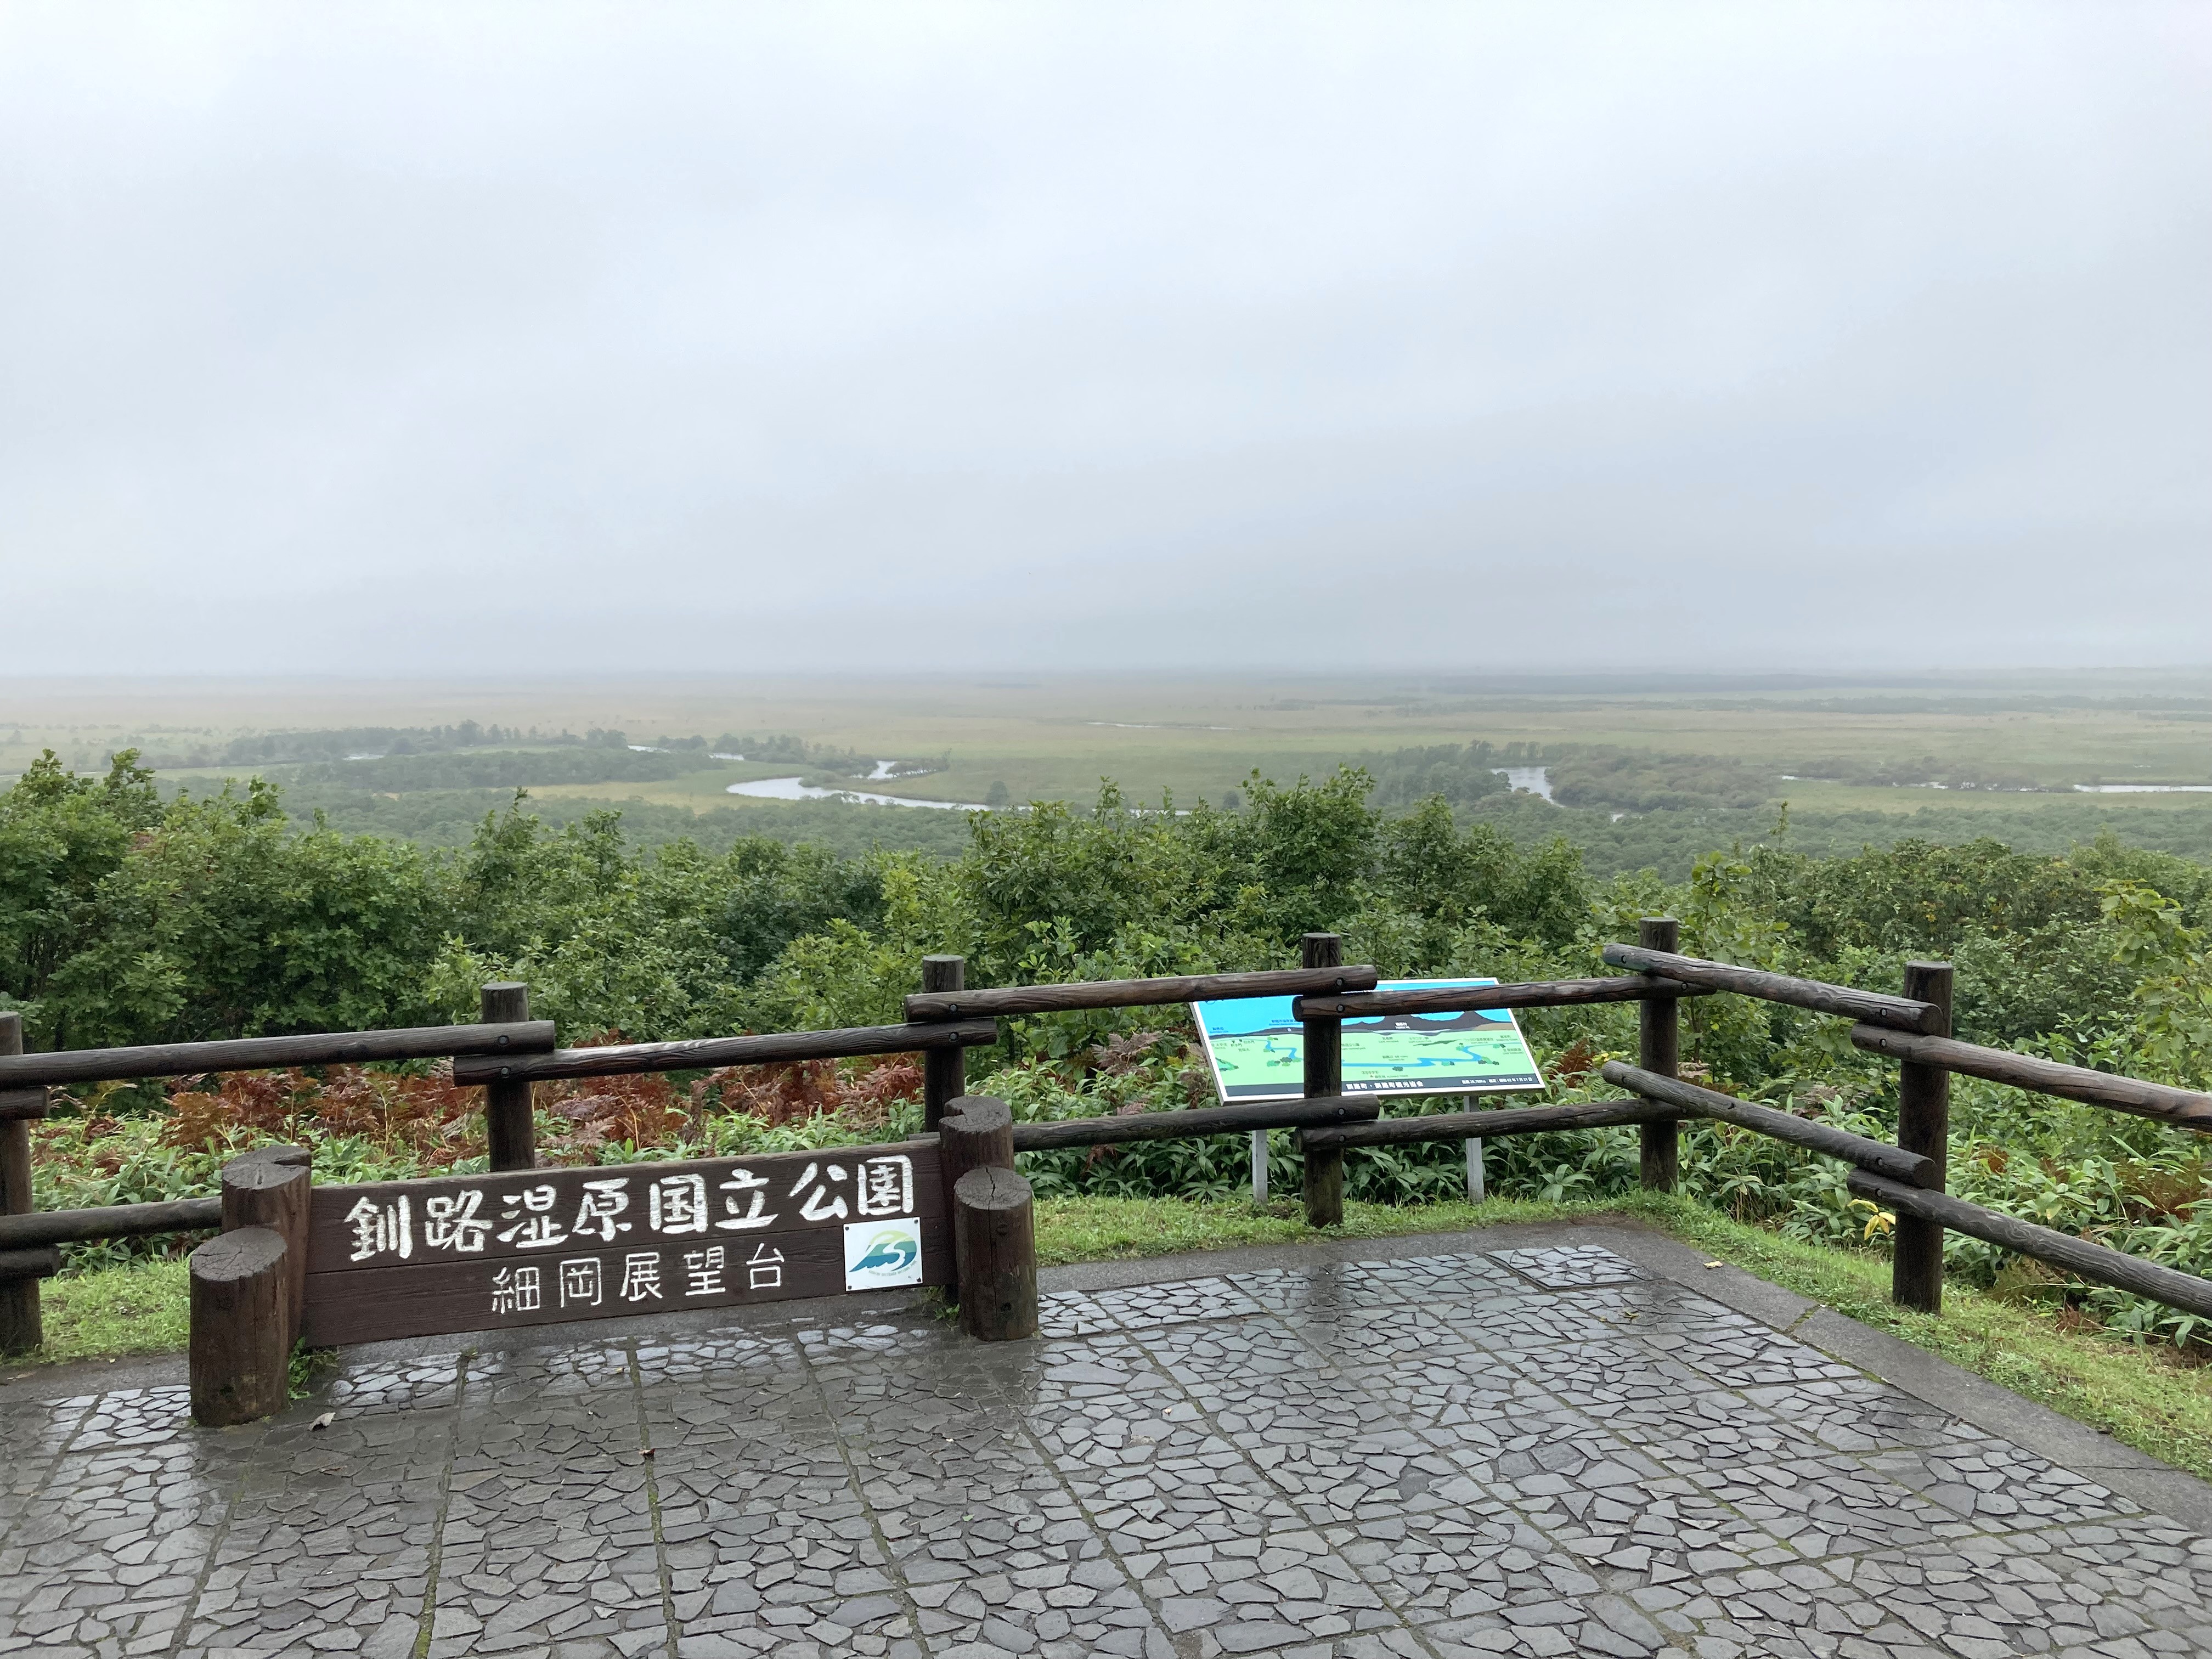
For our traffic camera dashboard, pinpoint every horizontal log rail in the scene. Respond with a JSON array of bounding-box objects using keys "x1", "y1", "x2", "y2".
[
  {"x1": 0, "y1": 1021, "x2": 557, "y2": 1091},
  {"x1": 1010, "y1": 1096, "x2": 1381, "y2": 1153},
  {"x1": 1850, "y1": 1171, "x2": 2212, "y2": 1322},
  {"x1": 0, "y1": 1246, "x2": 61, "y2": 1279},
  {"x1": 1601, "y1": 944, "x2": 1943, "y2": 1034},
  {"x1": 1, "y1": 1087, "x2": 48, "y2": 1123},
  {"x1": 1600, "y1": 1062, "x2": 1940, "y2": 1187},
  {"x1": 1298, "y1": 1096, "x2": 1684, "y2": 1150},
  {"x1": 1850, "y1": 1026, "x2": 2212, "y2": 1131},
  {"x1": 903, "y1": 966, "x2": 1380, "y2": 1023},
  {"x1": 1294, "y1": 975, "x2": 1709, "y2": 1020},
  {"x1": 453, "y1": 1018, "x2": 1000, "y2": 1085},
  {"x1": 0, "y1": 1197, "x2": 223, "y2": 1251},
  {"x1": 18, "y1": 938, "x2": 2212, "y2": 1350}
]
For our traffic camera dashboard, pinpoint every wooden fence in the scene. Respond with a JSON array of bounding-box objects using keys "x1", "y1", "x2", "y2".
[{"x1": 4, "y1": 922, "x2": 2211, "y2": 1426}]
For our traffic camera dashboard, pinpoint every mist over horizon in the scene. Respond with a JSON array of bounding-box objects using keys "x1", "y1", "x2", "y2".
[{"x1": 3, "y1": 5, "x2": 2207, "y2": 677}]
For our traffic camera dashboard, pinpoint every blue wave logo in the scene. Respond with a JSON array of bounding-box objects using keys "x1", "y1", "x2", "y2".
[{"x1": 853, "y1": 1231, "x2": 918, "y2": 1274}]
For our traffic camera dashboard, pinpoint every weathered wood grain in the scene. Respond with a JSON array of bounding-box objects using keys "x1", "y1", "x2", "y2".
[
  {"x1": 1297, "y1": 1096, "x2": 1685, "y2": 1150},
  {"x1": 1300, "y1": 934, "x2": 1347, "y2": 1229},
  {"x1": 480, "y1": 984, "x2": 537, "y2": 1172},
  {"x1": 954, "y1": 1166, "x2": 1037, "y2": 1342},
  {"x1": 1009, "y1": 1095, "x2": 1381, "y2": 1152},
  {"x1": 453, "y1": 1019, "x2": 998, "y2": 1084},
  {"x1": 1893, "y1": 961, "x2": 1955, "y2": 1313},
  {"x1": 1639, "y1": 918, "x2": 1682, "y2": 1194},
  {"x1": 308, "y1": 1139, "x2": 944, "y2": 1272},
  {"x1": 0, "y1": 1020, "x2": 556, "y2": 1089},
  {"x1": 0, "y1": 1197, "x2": 222, "y2": 1250},
  {"x1": 940, "y1": 1094, "x2": 1014, "y2": 1283},
  {"x1": 902, "y1": 965, "x2": 1380, "y2": 1023},
  {"x1": 300, "y1": 1216, "x2": 950, "y2": 1346},
  {"x1": 189, "y1": 1226, "x2": 290, "y2": 1426},
  {"x1": 0, "y1": 1248, "x2": 60, "y2": 1280},
  {"x1": 222, "y1": 1146, "x2": 312, "y2": 1351},
  {"x1": 0, "y1": 1014, "x2": 37, "y2": 1352},
  {"x1": 1292, "y1": 975, "x2": 1707, "y2": 1019},
  {"x1": 1850, "y1": 1024, "x2": 2212, "y2": 1130},
  {"x1": 1599, "y1": 1062, "x2": 1938, "y2": 1186},
  {"x1": 922, "y1": 956, "x2": 969, "y2": 1130},
  {"x1": 1850, "y1": 1170, "x2": 2212, "y2": 1322},
  {"x1": 0, "y1": 1087, "x2": 49, "y2": 1122},
  {"x1": 940, "y1": 1097, "x2": 1015, "y2": 1183},
  {"x1": 1600, "y1": 943, "x2": 1944, "y2": 1033}
]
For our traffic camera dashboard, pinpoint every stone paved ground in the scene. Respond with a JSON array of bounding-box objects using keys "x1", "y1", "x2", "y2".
[{"x1": 7, "y1": 1223, "x2": 2212, "y2": 1659}]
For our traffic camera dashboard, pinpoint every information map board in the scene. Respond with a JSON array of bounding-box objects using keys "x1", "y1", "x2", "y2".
[
  {"x1": 1192, "y1": 978, "x2": 1544, "y2": 1103},
  {"x1": 303, "y1": 1141, "x2": 947, "y2": 1346}
]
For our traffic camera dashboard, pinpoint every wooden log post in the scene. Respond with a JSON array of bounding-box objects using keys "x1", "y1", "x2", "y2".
[
  {"x1": 0, "y1": 1012, "x2": 47, "y2": 1355},
  {"x1": 221, "y1": 1146, "x2": 312, "y2": 1351},
  {"x1": 1300, "y1": 933, "x2": 1347, "y2": 1228},
  {"x1": 480, "y1": 983, "x2": 537, "y2": 1173},
  {"x1": 939, "y1": 1093, "x2": 1015, "y2": 1289},
  {"x1": 1892, "y1": 960, "x2": 1955, "y2": 1313},
  {"x1": 188, "y1": 1227, "x2": 291, "y2": 1426},
  {"x1": 953, "y1": 1166, "x2": 1037, "y2": 1340},
  {"x1": 921, "y1": 955, "x2": 967, "y2": 1130},
  {"x1": 190, "y1": 1143, "x2": 315, "y2": 1425},
  {"x1": 1638, "y1": 917, "x2": 1681, "y2": 1193}
]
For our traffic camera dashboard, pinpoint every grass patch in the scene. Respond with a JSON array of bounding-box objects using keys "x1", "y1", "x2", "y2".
[
  {"x1": 1032, "y1": 1193, "x2": 1577, "y2": 1264},
  {"x1": 5, "y1": 1259, "x2": 192, "y2": 1370},
  {"x1": 14, "y1": 1195, "x2": 2212, "y2": 1488}
]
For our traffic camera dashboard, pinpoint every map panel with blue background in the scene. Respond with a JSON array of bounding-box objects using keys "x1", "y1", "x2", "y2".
[{"x1": 1192, "y1": 978, "x2": 1545, "y2": 1102}]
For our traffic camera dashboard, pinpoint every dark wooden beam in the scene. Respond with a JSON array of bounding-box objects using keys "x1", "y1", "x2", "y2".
[
  {"x1": 0, "y1": 1197, "x2": 223, "y2": 1250},
  {"x1": 1891, "y1": 961, "x2": 1955, "y2": 1313},
  {"x1": 0, "y1": 1087, "x2": 49, "y2": 1123},
  {"x1": 1600, "y1": 1061, "x2": 1938, "y2": 1187},
  {"x1": 0, "y1": 1013, "x2": 33, "y2": 1355},
  {"x1": 1852, "y1": 1024, "x2": 2212, "y2": 1131},
  {"x1": 1298, "y1": 1096, "x2": 1683, "y2": 1150},
  {"x1": 904, "y1": 965, "x2": 1379, "y2": 1023},
  {"x1": 481, "y1": 984, "x2": 537, "y2": 1173},
  {"x1": 921, "y1": 956, "x2": 968, "y2": 1130},
  {"x1": 1851, "y1": 1170, "x2": 2212, "y2": 1322},
  {"x1": 1600, "y1": 943, "x2": 1943, "y2": 1033},
  {"x1": 0, "y1": 1247, "x2": 60, "y2": 1280},
  {"x1": 188, "y1": 1227, "x2": 290, "y2": 1425},
  {"x1": 954, "y1": 1167, "x2": 1038, "y2": 1341},
  {"x1": 1011, "y1": 1095, "x2": 1381, "y2": 1152},
  {"x1": 1300, "y1": 934, "x2": 1346, "y2": 1228},
  {"x1": 1294, "y1": 975, "x2": 1707, "y2": 1020},
  {"x1": 453, "y1": 1018, "x2": 1000, "y2": 1084},
  {"x1": 0, "y1": 1020, "x2": 556, "y2": 1090},
  {"x1": 1638, "y1": 917, "x2": 1682, "y2": 1194}
]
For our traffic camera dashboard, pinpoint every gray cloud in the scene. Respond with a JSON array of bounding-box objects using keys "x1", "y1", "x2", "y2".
[{"x1": 2, "y1": 3, "x2": 2206, "y2": 674}]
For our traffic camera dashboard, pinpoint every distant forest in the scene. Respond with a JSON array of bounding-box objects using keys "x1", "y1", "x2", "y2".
[{"x1": 112, "y1": 725, "x2": 2212, "y2": 879}]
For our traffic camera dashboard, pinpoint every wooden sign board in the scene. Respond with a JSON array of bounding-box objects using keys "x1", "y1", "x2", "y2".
[{"x1": 302, "y1": 1141, "x2": 947, "y2": 1346}]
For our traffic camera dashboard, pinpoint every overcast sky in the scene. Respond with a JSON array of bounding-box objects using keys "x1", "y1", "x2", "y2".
[{"x1": 2, "y1": 4, "x2": 2207, "y2": 676}]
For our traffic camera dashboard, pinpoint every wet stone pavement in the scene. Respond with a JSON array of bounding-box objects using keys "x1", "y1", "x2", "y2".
[{"x1": 7, "y1": 1225, "x2": 2212, "y2": 1659}]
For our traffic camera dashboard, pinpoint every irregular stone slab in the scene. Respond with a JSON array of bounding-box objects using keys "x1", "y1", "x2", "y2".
[{"x1": 8, "y1": 1221, "x2": 2212, "y2": 1656}]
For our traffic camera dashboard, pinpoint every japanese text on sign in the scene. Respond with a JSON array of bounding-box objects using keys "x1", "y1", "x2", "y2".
[{"x1": 340, "y1": 1154, "x2": 919, "y2": 1266}]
